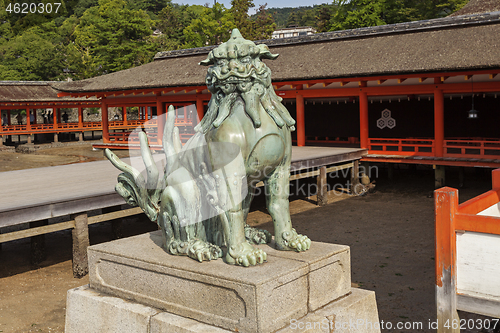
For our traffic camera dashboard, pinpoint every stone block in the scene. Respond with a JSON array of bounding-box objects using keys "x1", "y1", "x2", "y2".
[
  {"x1": 317, "y1": 288, "x2": 381, "y2": 333},
  {"x1": 276, "y1": 288, "x2": 380, "y2": 333},
  {"x1": 88, "y1": 231, "x2": 310, "y2": 333},
  {"x1": 257, "y1": 239, "x2": 351, "y2": 311},
  {"x1": 150, "y1": 312, "x2": 232, "y2": 333},
  {"x1": 65, "y1": 285, "x2": 159, "y2": 333}
]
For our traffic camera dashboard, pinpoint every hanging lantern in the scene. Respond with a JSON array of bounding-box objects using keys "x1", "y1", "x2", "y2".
[{"x1": 468, "y1": 76, "x2": 478, "y2": 119}]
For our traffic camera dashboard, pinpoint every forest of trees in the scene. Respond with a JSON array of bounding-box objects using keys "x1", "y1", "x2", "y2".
[
  {"x1": 0, "y1": 0, "x2": 468, "y2": 82},
  {"x1": 267, "y1": 0, "x2": 468, "y2": 31}
]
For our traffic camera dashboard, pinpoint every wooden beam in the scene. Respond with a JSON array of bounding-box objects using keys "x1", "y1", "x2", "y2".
[
  {"x1": 183, "y1": 87, "x2": 197, "y2": 93},
  {"x1": 397, "y1": 78, "x2": 407, "y2": 84},
  {"x1": 419, "y1": 77, "x2": 428, "y2": 83},
  {"x1": 465, "y1": 75, "x2": 473, "y2": 80},
  {"x1": 340, "y1": 81, "x2": 349, "y2": 86},
  {"x1": 441, "y1": 76, "x2": 450, "y2": 82},
  {"x1": 161, "y1": 88, "x2": 175, "y2": 94},
  {"x1": 490, "y1": 73, "x2": 498, "y2": 79},
  {"x1": 71, "y1": 213, "x2": 89, "y2": 278},
  {"x1": 358, "y1": 81, "x2": 367, "y2": 88},
  {"x1": 317, "y1": 166, "x2": 327, "y2": 206},
  {"x1": 377, "y1": 79, "x2": 386, "y2": 85}
]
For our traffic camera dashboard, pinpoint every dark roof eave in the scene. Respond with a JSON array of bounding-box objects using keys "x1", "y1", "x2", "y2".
[
  {"x1": 51, "y1": 83, "x2": 206, "y2": 94},
  {"x1": 272, "y1": 65, "x2": 500, "y2": 84}
]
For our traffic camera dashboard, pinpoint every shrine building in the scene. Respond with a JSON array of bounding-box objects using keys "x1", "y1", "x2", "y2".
[{"x1": 2, "y1": 0, "x2": 500, "y2": 174}]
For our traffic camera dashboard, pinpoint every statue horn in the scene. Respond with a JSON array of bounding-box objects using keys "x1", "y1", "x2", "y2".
[{"x1": 257, "y1": 44, "x2": 279, "y2": 60}]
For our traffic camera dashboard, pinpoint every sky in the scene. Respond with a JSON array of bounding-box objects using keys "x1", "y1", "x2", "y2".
[{"x1": 172, "y1": 0, "x2": 331, "y2": 14}]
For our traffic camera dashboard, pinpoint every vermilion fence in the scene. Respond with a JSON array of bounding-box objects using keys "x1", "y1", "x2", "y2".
[
  {"x1": 444, "y1": 139, "x2": 500, "y2": 159},
  {"x1": 368, "y1": 138, "x2": 435, "y2": 156},
  {"x1": 435, "y1": 169, "x2": 500, "y2": 333}
]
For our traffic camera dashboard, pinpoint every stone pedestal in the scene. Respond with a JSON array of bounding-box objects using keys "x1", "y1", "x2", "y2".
[{"x1": 65, "y1": 231, "x2": 380, "y2": 333}]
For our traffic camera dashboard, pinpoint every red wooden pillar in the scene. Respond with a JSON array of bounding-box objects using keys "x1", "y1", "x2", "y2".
[
  {"x1": 359, "y1": 91, "x2": 369, "y2": 149},
  {"x1": 157, "y1": 100, "x2": 165, "y2": 145},
  {"x1": 434, "y1": 89, "x2": 444, "y2": 157},
  {"x1": 26, "y1": 109, "x2": 32, "y2": 144},
  {"x1": 435, "y1": 187, "x2": 459, "y2": 333},
  {"x1": 296, "y1": 85, "x2": 305, "y2": 147},
  {"x1": 78, "y1": 106, "x2": 83, "y2": 127},
  {"x1": 122, "y1": 106, "x2": 127, "y2": 125},
  {"x1": 26, "y1": 109, "x2": 31, "y2": 131},
  {"x1": 101, "y1": 100, "x2": 110, "y2": 143},
  {"x1": 196, "y1": 96, "x2": 204, "y2": 123},
  {"x1": 77, "y1": 106, "x2": 84, "y2": 141},
  {"x1": 53, "y1": 108, "x2": 58, "y2": 129}
]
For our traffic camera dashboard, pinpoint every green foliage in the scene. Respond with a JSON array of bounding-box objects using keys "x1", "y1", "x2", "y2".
[
  {"x1": 0, "y1": 25, "x2": 66, "y2": 80},
  {"x1": 183, "y1": 3, "x2": 236, "y2": 48},
  {"x1": 267, "y1": 5, "x2": 332, "y2": 29},
  {"x1": 250, "y1": 4, "x2": 276, "y2": 40},
  {"x1": 73, "y1": 0, "x2": 156, "y2": 76},
  {"x1": 156, "y1": 3, "x2": 199, "y2": 46},
  {"x1": 6, "y1": 0, "x2": 69, "y2": 34},
  {"x1": 72, "y1": 0, "x2": 99, "y2": 17},
  {"x1": 230, "y1": 0, "x2": 254, "y2": 38},
  {"x1": 329, "y1": 0, "x2": 386, "y2": 31},
  {"x1": 412, "y1": 0, "x2": 468, "y2": 20},
  {"x1": 0, "y1": 0, "x2": 471, "y2": 82},
  {"x1": 316, "y1": 4, "x2": 334, "y2": 32},
  {"x1": 325, "y1": 0, "x2": 469, "y2": 31},
  {"x1": 229, "y1": 0, "x2": 275, "y2": 41}
]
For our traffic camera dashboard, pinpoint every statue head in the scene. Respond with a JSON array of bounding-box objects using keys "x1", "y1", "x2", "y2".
[{"x1": 196, "y1": 29, "x2": 295, "y2": 132}]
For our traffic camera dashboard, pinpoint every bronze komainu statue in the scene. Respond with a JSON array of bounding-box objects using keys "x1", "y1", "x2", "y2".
[{"x1": 105, "y1": 29, "x2": 310, "y2": 266}]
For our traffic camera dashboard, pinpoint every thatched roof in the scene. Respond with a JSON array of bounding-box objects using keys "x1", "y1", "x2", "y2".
[
  {"x1": 0, "y1": 81, "x2": 98, "y2": 102},
  {"x1": 53, "y1": 11, "x2": 500, "y2": 94},
  {"x1": 449, "y1": 0, "x2": 500, "y2": 17}
]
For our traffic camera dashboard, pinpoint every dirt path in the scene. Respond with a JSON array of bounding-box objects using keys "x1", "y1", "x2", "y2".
[{"x1": 0, "y1": 143, "x2": 497, "y2": 332}]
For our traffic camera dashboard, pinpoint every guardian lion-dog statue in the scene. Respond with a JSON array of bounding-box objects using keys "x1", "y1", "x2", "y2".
[{"x1": 105, "y1": 29, "x2": 311, "y2": 266}]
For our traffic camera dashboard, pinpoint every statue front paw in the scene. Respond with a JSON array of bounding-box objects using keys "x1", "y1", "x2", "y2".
[
  {"x1": 227, "y1": 242, "x2": 267, "y2": 267},
  {"x1": 168, "y1": 239, "x2": 223, "y2": 262},
  {"x1": 279, "y1": 229, "x2": 311, "y2": 252},
  {"x1": 245, "y1": 224, "x2": 272, "y2": 244}
]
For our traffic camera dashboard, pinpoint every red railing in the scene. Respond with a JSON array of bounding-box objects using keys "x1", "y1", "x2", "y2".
[
  {"x1": 444, "y1": 139, "x2": 500, "y2": 159},
  {"x1": 109, "y1": 131, "x2": 159, "y2": 144},
  {"x1": 82, "y1": 122, "x2": 102, "y2": 129},
  {"x1": 435, "y1": 169, "x2": 500, "y2": 331},
  {"x1": 305, "y1": 136, "x2": 359, "y2": 144},
  {"x1": 368, "y1": 138, "x2": 435, "y2": 156}
]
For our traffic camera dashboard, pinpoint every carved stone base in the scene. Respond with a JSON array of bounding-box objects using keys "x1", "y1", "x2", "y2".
[
  {"x1": 65, "y1": 231, "x2": 380, "y2": 333},
  {"x1": 65, "y1": 285, "x2": 379, "y2": 333}
]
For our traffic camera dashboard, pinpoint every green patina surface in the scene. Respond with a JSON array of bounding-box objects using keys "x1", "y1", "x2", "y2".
[{"x1": 105, "y1": 29, "x2": 310, "y2": 266}]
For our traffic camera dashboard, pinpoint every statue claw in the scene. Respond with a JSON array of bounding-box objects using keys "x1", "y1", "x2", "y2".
[
  {"x1": 170, "y1": 239, "x2": 223, "y2": 262},
  {"x1": 244, "y1": 225, "x2": 272, "y2": 244},
  {"x1": 227, "y1": 242, "x2": 267, "y2": 266},
  {"x1": 280, "y1": 229, "x2": 311, "y2": 252}
]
